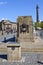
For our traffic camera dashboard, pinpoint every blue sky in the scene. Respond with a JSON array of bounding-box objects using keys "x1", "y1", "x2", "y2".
[{"x1": 0, "y1": 0, "x2": 43, "y2": 22}]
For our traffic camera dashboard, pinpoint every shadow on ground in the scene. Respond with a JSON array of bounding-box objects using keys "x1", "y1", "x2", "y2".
[
  {"x1": 0, "y1": 54, "x2": 7, "y2": 60},
  {"x1": 2, "y1": 36, "x2": 16, "y2": 43},
  {"x1": 37, "y1": 61, "x2": 43, "y2": 64}
]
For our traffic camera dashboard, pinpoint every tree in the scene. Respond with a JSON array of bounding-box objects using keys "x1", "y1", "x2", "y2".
[
  {"x1": 40, "y1": 22, "x2": 43, "y2": 29},
  {"x1": 34, "y1": 22, "x2": 41, "y2": 29}
]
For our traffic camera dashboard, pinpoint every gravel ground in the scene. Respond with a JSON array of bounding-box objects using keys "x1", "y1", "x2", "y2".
[{"x1": 0, "y1": 52, "x2": 43, "y2": 65}]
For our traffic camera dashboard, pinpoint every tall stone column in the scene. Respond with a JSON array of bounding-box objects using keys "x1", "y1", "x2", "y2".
[{"x1": 36, "y1": 4, "x2": 39, "y2": 22}]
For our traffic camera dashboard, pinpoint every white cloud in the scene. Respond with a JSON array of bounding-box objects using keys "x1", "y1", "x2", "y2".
[
  {"x1": 0, "y1": 2, "x2": 7, "y2": 5},
  {"x1": 1, "y1": 18, "x2": 5, "y2": 20}
]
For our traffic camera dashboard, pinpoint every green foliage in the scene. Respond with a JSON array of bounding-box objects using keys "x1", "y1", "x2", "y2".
[
  {"x1": 40, "y1": 22, "x2": 43, "y2": 28},
  {"x1": 34, "y1": 22, "x2": 43, "y2": 29}
]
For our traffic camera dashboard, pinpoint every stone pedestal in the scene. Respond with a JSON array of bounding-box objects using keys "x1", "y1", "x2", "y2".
[
  {"x1": 17, "y1": 16, "x2": 34, "y2": 47},
  {"x1": 7, "y1": 44, "x2": 21, "y2": 61}
]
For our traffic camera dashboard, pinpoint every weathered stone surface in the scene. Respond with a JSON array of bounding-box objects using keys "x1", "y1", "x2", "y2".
[
  {"x1": 0, "y1": 43, "x2": 21, "y2": 61},
  {"x1": 17, "y1": 16, "x2": 34, "y2": 48},
  {"x1": 7, "y1": 43, "x2": 21, "y2": 61}
]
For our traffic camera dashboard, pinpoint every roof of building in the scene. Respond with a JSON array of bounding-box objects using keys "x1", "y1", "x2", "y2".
[{"x1": 0, "y1": 20, "x2": 17, "y2": 24}]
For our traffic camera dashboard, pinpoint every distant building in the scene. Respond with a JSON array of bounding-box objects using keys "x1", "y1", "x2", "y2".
[{"x1": 0, "y1": 20, "x2": 17, "y2": 32}]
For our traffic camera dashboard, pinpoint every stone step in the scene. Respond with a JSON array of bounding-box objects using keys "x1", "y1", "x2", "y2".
[
  {"x1": 21, "y1": 48, "x2": 43, "y2": 52},
  {"x1": 0, "y1": 47, "x2": 7, "y2": 53}
]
